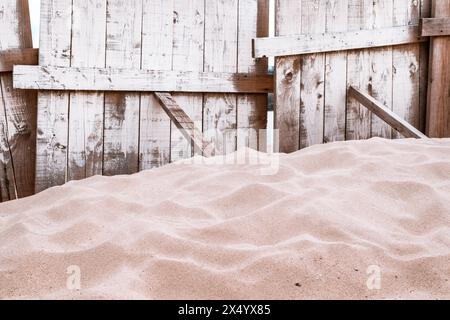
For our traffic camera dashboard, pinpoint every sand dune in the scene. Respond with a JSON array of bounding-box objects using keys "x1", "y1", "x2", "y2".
[{"x1": 1, "y1": 138, "x2": 449, "y2": 300}]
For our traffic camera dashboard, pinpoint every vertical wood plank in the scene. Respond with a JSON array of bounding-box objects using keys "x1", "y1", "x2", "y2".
[
  {"x1": 203, "y1": 0, "x2": 239, "y2": 156},
  {"x1": 68, "y1": 0, "x2": 106, "y2": 181},
  {"x1": 274, "y1": 0, "x2": 302, "y2": 153},
  {"x1": 237, "y1": 0, "x2": 269, "y2": 151},
  {"x1": 35, "y1": 0, "x2": 72, "y2": 192},
  {"x1": 104, "y1": 0, "x2": 142, "y2": 175},
  {"x1": 426, "y1": 0, "x2": 450, "y2": 137},
  {"x1": 299, "y1": 0, "x2": 326, "y2": 149},
  {"x1": 140, "y1": 0, "x2": 173, "y2": 169},
  {"x1": 324, "y1": 0, "x2": 348, "y2": 143},
  {"x1": 419, "y1": 0, "x2": 431, "y2": 133},
  {"x1": 392, "y1": 0, "x2": 421, "y2": 138},
  {"x1": 0, "y1": 0, "x2": 36, "y2": 199},
  {"x1": 171, "y1": 0, "x2": 205, "y2": 162}
]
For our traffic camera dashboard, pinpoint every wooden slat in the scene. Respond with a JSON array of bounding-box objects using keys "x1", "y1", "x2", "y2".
[
  {"x1": 139, "y1": 0, "x2": 173, "y2": 170},
  {"x1": 170, "y1": 0, "x2": 205, "y2": 162},
  {"x1": 299, "y1": 0, "x2": 326, "y2": 149},
  {"x1": 274, "y1": 0, "x2": 301, "y2": 153},
  {"x1": 203, "y1": 1, "x2": 239, "y2": 156},
  {"x1": 392, "y1": 0, "x2": 421, "y2": 139},
  {"x1": 253, "y1": 25, "x2": 426, "y2": 58},
  {"x1": 349, "y1": 86, "x2": 428, "y2": 139},
  {"x1": 154, "y1": 92, "x2": 215, "y2": 157},
  {"x1": 237, "y1": 0, "x2": 269, "y2": 152},
  {"x1": 103, "y1": 0, "x2": 142, "y2": 176},
  {"x1": 36, "y1": 0, "x2": 72, "y2": 193},
  {"x1": 14, "y1": 65, "x2": 274, "y2": 94},
  {"x1": 0, "y1": 0, "x2": 37, "y2": 200},
  {"x1": 324, "y1": 0, "x2": 348, "y2": 143},
  {"x1": 0, "y1": 48, "x2": 38, "y2": 72},
  {"x1": 419, "y1": 0, "x2": 432, "y2": 133},
  {"x1": 421, "y1": 17, "x2": 450, "y2": 36},
  {"x1": 67, "y1": 0, "x2": 106, "y2": 181},
  {"x1": 426, "y1": 0, "x2": 450, "y2": 137}
]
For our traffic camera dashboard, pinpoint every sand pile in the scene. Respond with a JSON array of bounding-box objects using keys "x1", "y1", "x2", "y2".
[{"x1": 1, "y1": 138, "x2": 449, "y2": 300}]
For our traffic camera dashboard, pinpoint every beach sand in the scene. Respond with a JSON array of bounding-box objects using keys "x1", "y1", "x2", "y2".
[{"x1": 1, "y1": 138, "x2": 449, "y2": 300}]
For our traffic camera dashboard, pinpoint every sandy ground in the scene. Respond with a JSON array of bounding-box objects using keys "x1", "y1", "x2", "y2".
[{"x1": 0, "y1": 138, "x2": 449, "y2": 300}]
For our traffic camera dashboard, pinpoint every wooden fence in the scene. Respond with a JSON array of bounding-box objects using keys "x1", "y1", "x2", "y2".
[
  {"x1": 31, "y1": 0, "x2": 269, "y2": 192},
  {"x1": 271, "y1": 0, "x2": 431, "y2": 153},
  {"x1": 0, "y1": 0, "x2": 37, "y2": 202}
]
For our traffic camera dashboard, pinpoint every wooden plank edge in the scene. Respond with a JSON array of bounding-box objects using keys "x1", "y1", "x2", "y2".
[
  {"x1": 0, "y1": 48, "x2": 38, "y2": 72},
  {"x1": 420, "y1": 17, "x2": 450, "y2": 36},
  {"x1": 348, "y1": 86, "x2": 428, "y2": 139},
  {"x1": 253, "y1": 25, "x2": 427, "y2": 58},
  {"x1": 13, "y1": 65, "x2": 274, "y2": 93},
  {"x1": 153, "y1": 92, "x2": 216, "y2": 157}
]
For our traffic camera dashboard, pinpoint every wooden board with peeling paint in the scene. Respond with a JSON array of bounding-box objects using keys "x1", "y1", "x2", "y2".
[
  {"x1": 0, "y1": 0, "x2": 37, "y2": 202},
  {"x1": 35, "y1": 0, "x2": 269, "y2": 191},
  {"x1": 275, "y1": 0, "x2": 430, "y2": 153}
]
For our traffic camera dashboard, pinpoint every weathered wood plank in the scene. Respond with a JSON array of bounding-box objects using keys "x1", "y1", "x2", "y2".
[
  {"x1": 67, "y1": 0, "x2": 106, "y2": 181},
  {"x1": 140, "y1": 0, "x2": 173, "y2": 169},
  {"x1": 171, "y1": 0, "x2": 205, "y2": 162},
  {"x1": 203, "y1": 0, "x2": 238, "y2": 156},
  {"x1": 0, "y1": 0, "x2": 36, "y2": 199},
  {"x1": 154, "y1": 92, "x2": 215, "y2": 157},
  {"x1": 421, "y1": 17, "x2": 450, "y2": 36},
  {"x1": 426, "y1": 0, "x2": 450, "y2": 137},
  {"x1": 274, "y1": 0, "x2": 301, "y2": 153},
  {"x1": 299, "y1": 0, "x2": 326, "y2": 149},
  {"x1": 324, "y1": 0, "x2": 348, "y2": 143},
  {"x1": 103, "y1": 0, "x2": 141, "y2": 176},
  {"x1": 14, "y1": 66, "x2": 275, "y2": 94},
  {"x1": 36, "y1": 0, "x2": 72, "y2": 193},
  {"x1": 419, "y1": 0, "x2": 432, "y2": 133},
  {"x1": 237, "y1": 0, "x2": 269, "y2": 152},
  {"x1": 349, "y1": 86, "x2": 428, "y2": 139},
  {"x1": 253, "y1": 25, "x2": 426, "y2": 58},
  {"x1": 392, "y1": 0, "x2": 421, "y2": 139},
  {"x1": 0, "y1": 48, "x2": 38, "y2": 72}
]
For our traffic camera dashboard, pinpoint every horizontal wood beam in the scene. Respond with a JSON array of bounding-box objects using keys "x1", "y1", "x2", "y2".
[
  {"x1": 153, "y1": 92, "x2": 216, "y2": 157},
  {"x1": 0, "y1": 48, "x2": 38, "y2": 72},
  {"x1": 348, "y1": 86, "x2": 428, "y2": 139},
  {"x1": 13, "y1": 65, "x2": 273, "y2": 94},
  {"x1": 421, "y1": 18, "x2": 450, "y2": 36},
  {"x1": 253, "y1": 26, "x2": 426, "y2": 58}
]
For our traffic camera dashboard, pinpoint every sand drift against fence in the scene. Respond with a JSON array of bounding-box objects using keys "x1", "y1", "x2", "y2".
[{"x1": 0, "y1": 138, "x2": 449, "y2": 299}]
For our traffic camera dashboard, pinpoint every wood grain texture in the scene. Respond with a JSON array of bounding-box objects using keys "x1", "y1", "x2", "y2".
[
  {"x1": 68, "y1": 0, "x2": 106, "y2": 181},
  {"x1": 324, "y1": 0, "x2": 348, "y2": 143},
  {"x1": 36, "y1": 0, "x2": 72, "y2": 193},
  {"x1": 426, "y1": 0, "x2": 450, "y2": 137},
  {"x1": 253, "y1": 25, "x2": 425, "y2": 58},
  {"x1": 170, "y1": 0, "x2": 204, "y2": 162},
  {"x1": 203, "y1": 0, "x2": 239, "y2": 156},
  {"x1": 274, "y1": 0, "x2": 302, "y2": 153},
  {"x1": 237, "y1": 0, "x2": 269, "y2": 152},
  {"x1": 140, "y1": 0, "x2": 173, "y2": 169},
  {"x1": 421, "y1": 17, "x2": 450, "y2": 36},
  {"x1": 0, "y1": 0, "x2": 37, "y2": 200},
  {"x1": 392, "y1": 0, "x2": 421, "y2": 139},
  {"x1": 0, "y1": 48, "x2": 38, "y2": 72},
  {"x1": 349, "y1": 86, "x2": 428, "y2": 139},
  {"x1": 103, "y1": 0, "x2": 142, "y2": 176}
]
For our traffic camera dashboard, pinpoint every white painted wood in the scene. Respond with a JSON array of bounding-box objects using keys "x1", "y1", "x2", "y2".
[
  {"x1": 253, "y1": 25, "x2": 425, "y2": 58},
  {"x1": 104, "y1": 0, "x2": 142, "y2": 176},
  {"x1": 36, "y1": 0, "x2": 72, "y2": 192},
  {"x1": 68, "y1": 0, "x2": 106, "y2": 181},
  {"x1": 140, "y1": 0, "x2": 173, "y2": 169},
  {"x1": 171, "y1": 0, "x2": 205, "y2": 162}
]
